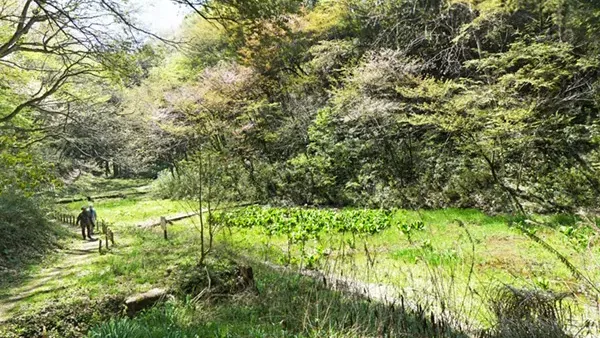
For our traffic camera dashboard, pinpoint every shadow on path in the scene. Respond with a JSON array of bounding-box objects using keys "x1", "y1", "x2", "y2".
[{"x1": 0, "y1": 228, "x2": 99, "y2": 322}]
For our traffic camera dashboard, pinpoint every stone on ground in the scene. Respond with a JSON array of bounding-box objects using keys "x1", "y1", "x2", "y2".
[{"x1": 125, "y1": 288, "x2": 169, "y2": 317}]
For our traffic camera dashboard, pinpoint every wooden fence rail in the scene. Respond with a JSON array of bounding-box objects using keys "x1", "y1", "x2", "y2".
[
  {"x1": 56, "y1": 190, "x2": 149, "y2": 204},
  {"x1": 55, "y1": 213, "x2": 77, "y2": 226}
]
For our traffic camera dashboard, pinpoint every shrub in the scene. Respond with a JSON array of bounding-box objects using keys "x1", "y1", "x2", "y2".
[
  {"x1": 0, "y1": 191, "x2": 66, "y2": 270},
  {"x1": 487, "y1": 286, "x2": 573, "y2": 338},
  {"x1": 152, "y1": 154, "x2": 255, "y2": 202},
  {"x1": 152, "y1": 166, "x2": 198, "y2": 199},
  {"x1": 173, "y1": 255, "x2": 257, "y2": 298}
]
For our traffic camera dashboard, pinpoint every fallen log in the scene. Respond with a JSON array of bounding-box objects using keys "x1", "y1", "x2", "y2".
[
  {"x1": 137, "y1": 212, "x2": 199, "y2": 228},
  {"x1": 136, "y1": 203, "x2": 256, "y2": 229}
]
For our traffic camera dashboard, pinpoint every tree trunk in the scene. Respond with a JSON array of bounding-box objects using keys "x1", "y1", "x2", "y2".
[
  {"x1": 198, "y1": 148, "x2": 205, "y2": 263},
  {"x1": 207, "y1": 152, "x2": 214, "y2": 251},
  {"x1": 113, "y1": 163, "x2": 119, "y2": 178}
]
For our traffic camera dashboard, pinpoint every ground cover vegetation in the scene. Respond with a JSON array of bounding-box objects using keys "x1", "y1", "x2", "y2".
[
  {"x1": 3, "y1": 0, "x2": 600, "y2": 337},
  {"x1": 0, "y1": 197, "x2": 473, "y2": 337},
  {"x1": 2, "y1": 195, "x2": 597, "y2": 337},
  {"x1": 214, "y1": 207, "x2": 600, "y2": 325},
  {"x1": 0, "y1": 178, "x2": 596, "y2": 337}
]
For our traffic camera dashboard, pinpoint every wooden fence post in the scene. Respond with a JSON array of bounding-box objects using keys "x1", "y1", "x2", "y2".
[
  {"x1": 99, "y1": 240, "x2": 102, "y2": 254},
  {"x1": 108, "y1": 229, "x2": 115, "y2": 246},
  {"x1": 160, "y1": 216, "x2": 168, "y2": 240},
  {"x1": 105, "y1": 230, "x2": 109, "y2": 250}
]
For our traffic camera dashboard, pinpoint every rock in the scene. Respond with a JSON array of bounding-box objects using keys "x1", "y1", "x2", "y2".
[{"x1": 125, "y1": 288, "x2": 169, "y2": 317}]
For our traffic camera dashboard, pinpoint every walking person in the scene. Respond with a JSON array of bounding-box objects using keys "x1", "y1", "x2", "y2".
[
  {"x1": 88, "y1": 205, "x2": 97, "y2": 235},
  {"x1": 76, "y1": 207, "x2": 94, "y2": 240}
]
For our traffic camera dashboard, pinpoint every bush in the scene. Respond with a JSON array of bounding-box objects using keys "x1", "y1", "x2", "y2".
[
  {"x1": 151, "y1": 154, "x2": 256, "y2": 202},
  {"x1": 0, "y1": 191, "x2": 66, "y2": 270},
  {"x1": 152, "y1": 167, "x2": 197, "y2": 199},
  {"x1": 173, "y1": 256, "x2": 256, "y2": 298},
  {"x1": 487, "y1": 286, "x2": 573, "y2": 338}
]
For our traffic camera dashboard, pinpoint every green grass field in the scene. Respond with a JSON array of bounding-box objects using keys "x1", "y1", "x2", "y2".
[
  {"x1": 2, "y1": 183, "x2": 599, "y2": 337},
  {"x1": 216, "y1": 208, "x2": 600, "y2": 326}
]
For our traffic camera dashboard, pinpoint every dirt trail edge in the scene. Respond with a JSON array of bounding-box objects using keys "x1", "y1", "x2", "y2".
[{"x1": 0, "y1": 226, "x2": 99, "y2": 323}]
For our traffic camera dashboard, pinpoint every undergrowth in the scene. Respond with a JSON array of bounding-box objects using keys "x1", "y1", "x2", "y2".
[
  {"x1": 0, "y1": 294, "x2": 124, "y2": 338},
  {"x1": 0, "y1": 192, "x2": 68, "y2": 274},
  {"x1": 88, "y1": 262, "x2": 471, "y2": 338}
]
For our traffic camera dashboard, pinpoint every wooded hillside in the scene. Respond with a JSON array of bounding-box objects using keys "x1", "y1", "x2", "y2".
[{"x1": 3, "y1": 0, "x2": 600, "y2": 212}]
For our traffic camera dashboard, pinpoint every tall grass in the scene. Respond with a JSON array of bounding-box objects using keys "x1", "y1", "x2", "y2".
[
  {"x1": 89, "y1": 261, "x2": 471, "y2": 338},
  {"x1": 217, "y1": 210, "x2": 600, "y2": 337}
]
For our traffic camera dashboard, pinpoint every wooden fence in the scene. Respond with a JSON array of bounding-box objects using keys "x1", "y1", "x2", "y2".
[
  {"x1": 55, "y1": 210, "x2": 179, "y2": 253},
  {"x1": 54, "y1": 213, "x2": 116, "y2": 254}
]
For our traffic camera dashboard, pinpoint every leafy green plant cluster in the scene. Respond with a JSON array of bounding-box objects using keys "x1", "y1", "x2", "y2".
[
  {"x1": 212, "y1": 206, "x2": 394, "y2": 238},
  {"x1": 398, "y1": 221, "x2": 425, "y2": 244},
  {"x1": 212, "y1": 207, "x2": 396, "y2": 266},
  {"x1": 558, "y1": 226, "x2": 593, "y2": 251}
]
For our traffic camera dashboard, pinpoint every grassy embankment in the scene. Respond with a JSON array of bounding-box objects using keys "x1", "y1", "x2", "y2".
[{"x1": 0, "y1": 193, "x2": 71, "y2": 294}]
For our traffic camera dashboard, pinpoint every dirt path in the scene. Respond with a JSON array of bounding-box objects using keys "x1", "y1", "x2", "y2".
[
  {"x1": 0, "y1": 206, "x2": 184, "y2": 323},
  {"x1": 0, "y1": 227, "x2": 100, "y2": 323}
]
